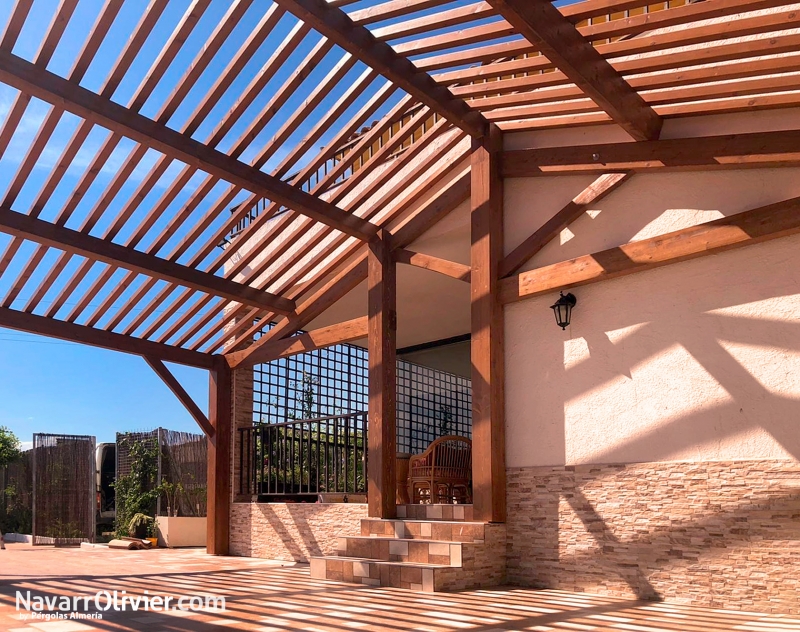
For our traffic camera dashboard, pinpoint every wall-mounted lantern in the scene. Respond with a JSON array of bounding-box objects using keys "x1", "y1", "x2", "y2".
[{"x1": 550, "y1": 292, "x2": 577, "y2": 330}]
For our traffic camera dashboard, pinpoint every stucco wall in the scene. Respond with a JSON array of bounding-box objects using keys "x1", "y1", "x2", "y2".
[{"x1": 504, "y1": 161, "x2": 800, "y2": 468}]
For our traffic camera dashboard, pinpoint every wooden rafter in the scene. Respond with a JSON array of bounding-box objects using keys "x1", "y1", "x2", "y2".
[
  {"x1": 485, "y1": 0, "x2": 662, "y2": 141},
  {"x1": 227, "y1": 316, "x2": 368, "y2": 369},
  {"x1": 395, "y1": 248, "x2": 471, "y2": 282},
  {"x1": 0, "y1": 307, "x2": 213, "y2": 369},
  {"x1": 0, "y1": 205, "x2": 296, "y2": 315},
  {"x1": 500, "y1": 172, "x2": 633, "y2": 278},
  {"x1": 499, "y1": 194, "x2": 800, "y2": 306},
  {"x1": 0, "y1": 49, "x2": 378, "y2": 240},
  {"x1": 144, "y1": 357, "x2": 214, "y2": 438},
  {"x1": 274, "y1": 0, "x2": 489, "y2": 137},
  {"x1": 502, "y1": 129, "x2": 800, "y2": 176}
]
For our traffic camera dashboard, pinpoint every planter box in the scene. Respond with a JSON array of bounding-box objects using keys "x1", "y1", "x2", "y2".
[{"x1": 156, "y1": 517, "x2": 206, "y2": 548}]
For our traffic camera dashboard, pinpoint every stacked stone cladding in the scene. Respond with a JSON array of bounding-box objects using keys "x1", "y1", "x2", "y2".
[{"x1": 506, "y1": 460, "x2": 800, "y2": 614}]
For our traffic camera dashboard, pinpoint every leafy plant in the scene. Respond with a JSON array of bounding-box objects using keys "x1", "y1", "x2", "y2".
[
  {"x1": 0, "y1": 426, "x2": 21, "y2": 468},
  {"x1": 436, "y1": 404, "x2": 454, "y2": 436},
  {"x1": 113, "y1": 438, "x2": 160, "y2": 537}
]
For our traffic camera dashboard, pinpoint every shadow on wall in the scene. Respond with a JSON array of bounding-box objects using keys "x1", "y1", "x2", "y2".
[
  {"x1": 229, "y1": 503, "x2": 367, "y2": 562},
  {"x1": 504, "y1": 180, "x2": 800, "y2": 612}
]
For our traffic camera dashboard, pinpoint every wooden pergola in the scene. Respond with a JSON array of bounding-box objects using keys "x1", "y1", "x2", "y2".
[{"x1": 2, "y1": 0, "x2": 800, "y2": 554}]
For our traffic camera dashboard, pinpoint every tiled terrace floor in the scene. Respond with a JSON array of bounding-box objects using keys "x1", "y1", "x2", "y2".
[{"x1": 0, "y1": 543, "x2": 798, "y2": 631}]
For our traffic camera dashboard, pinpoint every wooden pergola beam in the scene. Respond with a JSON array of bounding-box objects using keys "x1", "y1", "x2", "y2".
[
  {"x1": 227, "y1": 316, "x2": 368, "y2": 369},
  {"x1": 499, "y1": 194, "x2": 800, "y2": 306},
  {"x1": 367, "y1": 230, "x2": 396, "y2": 519},
  {"x1": 0, "y1": 307, "x2": 214, "y2": 369},
  {"x1": 501, "y1": 129, "x2": 800, "y2": 177},
  {"x1": 207, "y1": 356, "x2": 231, "y2": 556},
  {"x1": 0, "y1": 49, "x2": 378, "y2": 241},
  {"x1": 223, "y1": 171, "x2": 471, "y2": 365},
  {"x1": 395, "y1": 248, "x2": 471, "y2": 282},
  {"x1": 470, "y1": 126, "x2": 505, "y2": 523},
  {"x1": 500, "y1": 172, "x2": 632, "y2": 278},
  {"x1": 0, "y1": 205, "x2": 296, "y2": 315},
  {"x1": 274, "y1": 0, "x2": 488, "y2": 137},
  {"x1": 144, "y1": 356, "x2": 214, "y2": 438},
  {"x1": 486, "y1": 0, "x2": 662, "y2": 141}
]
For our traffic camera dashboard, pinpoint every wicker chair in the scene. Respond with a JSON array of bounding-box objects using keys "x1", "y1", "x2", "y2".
[{"x1": 408, "y1": 435, "x2": 472, "y2": 504}]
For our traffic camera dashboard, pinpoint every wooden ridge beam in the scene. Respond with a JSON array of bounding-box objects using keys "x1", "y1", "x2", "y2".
[
  {"x1": 502, "y1": 129, "x2": 800, "y2": 177},
  {"x1": 0, "y1": 205, "x2": 296, "y2": 315},
  {"x1": 500, "y1": 172, "x2": 632, "y2": 278},
  {"x1": 0, "y1": 49, "x2": 377, "y2": 240},
  {"x1": 395, "y1": 248, "x2": 470, "y2": 282},
  {"x1": 499, "y1": 195, "x2": 800, "y2": 306},
  {"x1": 0, "y1": 307, "x2": 214, "y2": 369},
  {"x1": 227, "y1": 316, "x2": 368, "y2": 369},
  {"x1": 486, "y1": 0, "x2": 661, "y2": 141},
  {"x1": 144, "y1": 356, "x2": 214, "y2": 438},
  {"x1": 274, "y1": 0, "x2": 488, "y2": 137}
]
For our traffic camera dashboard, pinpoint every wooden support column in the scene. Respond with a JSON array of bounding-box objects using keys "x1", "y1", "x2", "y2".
[
  {"x1": 207, "y1": 356, "x2": 232, "y2": 555},
  {"x1": 471, "y1": 125, "x2": 506, "y2": 523},
  {"x1": 367, "y1": 230, "x2": 397, "y2": 518}
]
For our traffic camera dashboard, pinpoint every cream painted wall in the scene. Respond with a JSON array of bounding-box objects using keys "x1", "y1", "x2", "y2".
[{"x1": 504, "y1": 110, "x2": 800, "y2": 468}]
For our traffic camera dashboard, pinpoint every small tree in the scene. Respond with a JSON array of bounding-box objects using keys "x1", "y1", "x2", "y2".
[{"x1": 0, "y1": 426, "x2": 21, "y2": 468}]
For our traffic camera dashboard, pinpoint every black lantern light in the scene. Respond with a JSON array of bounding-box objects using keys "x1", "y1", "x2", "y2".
[{"x1": 550, "y1": 292, "x2": 577, "y2": 330}]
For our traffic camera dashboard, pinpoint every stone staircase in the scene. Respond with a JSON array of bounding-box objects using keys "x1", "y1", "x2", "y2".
[{"x1": 310, "y1": 504, "x2": 506, "y2": 592}]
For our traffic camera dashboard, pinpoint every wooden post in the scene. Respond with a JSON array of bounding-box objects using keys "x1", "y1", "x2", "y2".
[
  {"x1": 470, "y1": 125, "x2": 506, "y2": 523},
  {"x1": 368, "y1": 229, "x2": 397, "y2": 518},
  {"x1": 207, "y1": 356, "x2": 232, "y2": 555}
]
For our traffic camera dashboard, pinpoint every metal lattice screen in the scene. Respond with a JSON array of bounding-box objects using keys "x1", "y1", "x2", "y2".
[
  {"x1": 32, "y1": 434, "x2": 95, "y2": 546},
  {"x1": 0, "y1": 449, "x2": 33, "y2": 535},
  {"x1": 253, "y1": 327, "x2": 471, "y2": 454}
]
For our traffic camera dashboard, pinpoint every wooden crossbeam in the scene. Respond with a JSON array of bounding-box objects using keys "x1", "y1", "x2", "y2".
[
  {"x1": 0, "y1": 49, "x2": 377, "y2": 240},
  {"x1": 144, "y1": 356, "x2": 214, "y2": 438},
  {"x1": 0, "y1": 307, "x2": 214, "y2": 369},
  {"x1": 227, "y1": 316, "x2": 368, "y2": 369},
  {"x1": 0, "y1": 205, "x2": 296, "y2": 315},
  {"x1": 499, "y1": 194, "x2": 800, "y2": 306},
  {"x1": 395, "y1": 248, "x2": 470, "y2": 282},
  {"x1": 486, "y1": 0, "x2": 661, "y2": 141},
  {"x1": 499, "y1": 172, "x2": 632, "y2": 278},
  {"x1": 501, "y1": 129, "x2": 800, "y2": 177},
  {"x1": 274, "y1": 0, "x2": 488, "y2": 137}
]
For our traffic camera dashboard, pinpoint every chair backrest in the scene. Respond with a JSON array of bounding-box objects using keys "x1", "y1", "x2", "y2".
[{"x1": 429, "y1": 435, "x2": 471, "y2": 475}]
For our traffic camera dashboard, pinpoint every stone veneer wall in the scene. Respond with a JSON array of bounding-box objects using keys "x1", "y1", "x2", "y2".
[
  {"x1": 229, "y1": 502, "x2": 368, "y2": 562},
  {"x1": 506, "y1": 460, "x2": 800, "y2": 614}
]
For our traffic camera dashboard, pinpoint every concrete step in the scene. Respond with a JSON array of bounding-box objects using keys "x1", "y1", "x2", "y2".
[
  {"x1": 360, "y1": 518, "x2": 487, "y2": 542},
  {"x1": 310, "y1": 555, "x2": 450, "y2": 592},
  {"x1": 397, "y1": 504, "x2": 473, "y2": 521},
  {"x1": 336, "y1": 535, "x2": 464, "y2": 566}
]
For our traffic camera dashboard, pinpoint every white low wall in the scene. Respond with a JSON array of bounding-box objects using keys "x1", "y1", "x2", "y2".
[{"x1": 157, "y1": 517, "x2": 206, "y2": 548}]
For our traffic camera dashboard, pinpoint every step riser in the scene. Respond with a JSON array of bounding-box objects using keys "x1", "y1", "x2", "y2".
[
  {"x1": 311, "y1": 557, "x2": 436, "y2": 592},
  {"x1": 337, "y1": 537, "x2": 462, "y2": 566},
  {"x1": 397, "y1": 504, "x2": 473, "y2": 521},
  {"x1": 360, "y1": 519, "x2": 485, "y2": 542}
]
